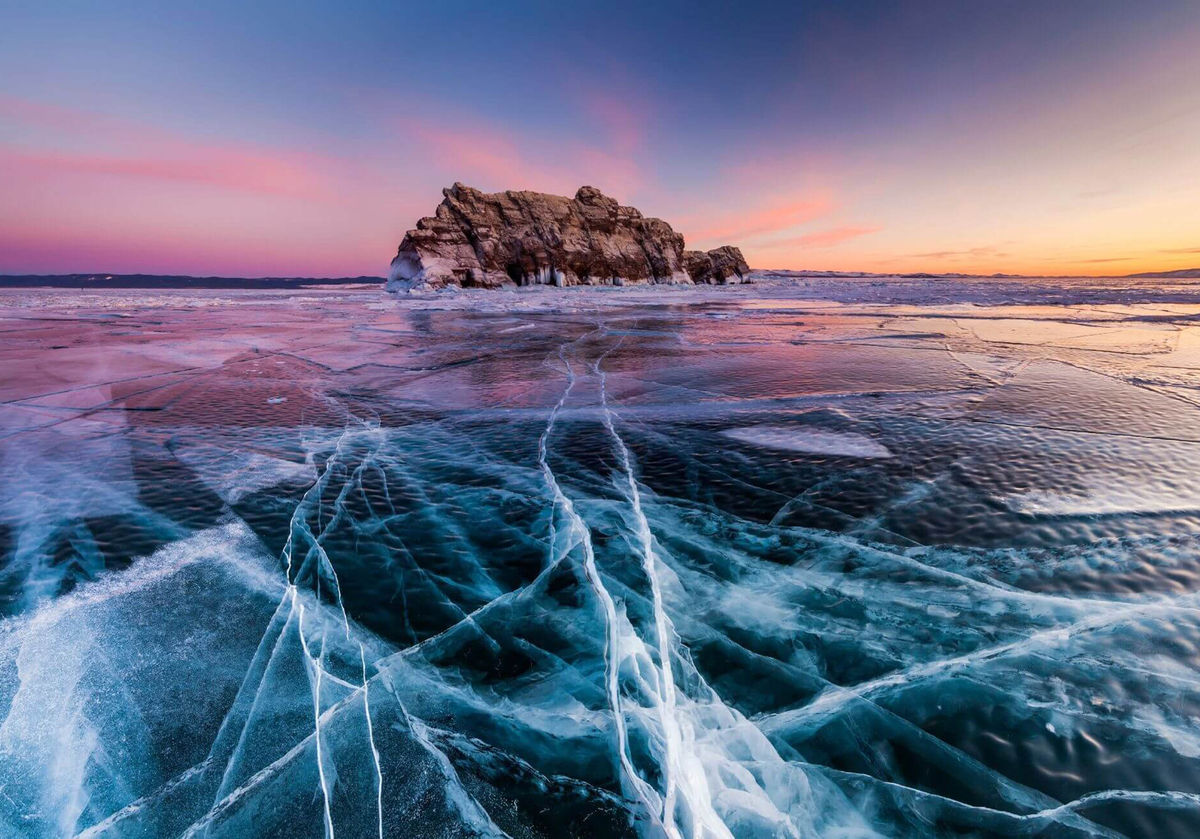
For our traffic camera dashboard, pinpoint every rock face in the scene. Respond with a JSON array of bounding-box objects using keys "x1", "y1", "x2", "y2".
[{"x1": 388, "y1": 184, "x2": 750, "y2": 290}]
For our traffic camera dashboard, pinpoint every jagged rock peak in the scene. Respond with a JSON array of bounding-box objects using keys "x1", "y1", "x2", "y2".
[{"x1": 388, "y1": 184, "x2": 750, "y2": 290}]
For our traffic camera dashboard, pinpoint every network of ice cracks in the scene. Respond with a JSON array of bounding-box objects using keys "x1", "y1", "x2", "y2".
[{"x1": 3, "y1": 326, "x2": 1200, "y2": 838}]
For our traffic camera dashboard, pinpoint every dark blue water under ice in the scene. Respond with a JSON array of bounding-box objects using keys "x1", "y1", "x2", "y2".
[{"x1": 3, "y1": 289, "x2": 1200, "y2": 837}]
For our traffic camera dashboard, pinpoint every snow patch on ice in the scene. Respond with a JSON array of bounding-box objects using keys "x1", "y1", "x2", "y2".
[
  {"x1": 722, "y1": 425, "x2": 893, "y2": 458},
  {"x1": 1006, "y1": 488, "x2": 1200, "y2": 516},
  {"x1": 173, "y1": 444, "x2": 316, "y2": 504}
]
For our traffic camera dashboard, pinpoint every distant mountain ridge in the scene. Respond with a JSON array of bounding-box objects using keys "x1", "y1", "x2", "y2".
[
  {"x1": 759, "y1": 268, "x2": 1200, "y2": 280},
  {"x1": 0, "y1": 274, "x2": 384, "y2": 289},
  {"x1": 1123, "y1": 268, "x2": 1200, "y2": 279}
]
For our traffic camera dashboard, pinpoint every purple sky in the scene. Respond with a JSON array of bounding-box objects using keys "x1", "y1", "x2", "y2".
[{"x1": 2, "y1": 0, "x2": 1199, "y2": 276}]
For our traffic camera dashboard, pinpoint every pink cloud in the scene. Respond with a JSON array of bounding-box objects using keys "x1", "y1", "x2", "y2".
[
  {"x1": 759, "y1": 225, "x2": 881, "y2": 249},
  {"x1": 407, "y1": 120, "x2": 567, "y2": 193},
  {"x1": 0, "y1": 217, "x2": 384, "y2": 277},
  {"x1": 0, "y1": 146, "x2": 329, "y2": 198},
  {"x1": 0, "y1": 95, "x2": 445, "y2": 274},
  {"x1": 684, "y1": 195, "x2": 834, "y2": 244},
  {"x1": 910, "y1": 245, "x2": 1006, "y2": 261},
  {"x1": 404, "y1": 113, "x2": 643, "y2": 199},
  {"x1": 719, "y1": 142, "x2": 846, "y2": 194},
  {"x1": 0, "y1": 95, "x2": 340, "y2": 199}
]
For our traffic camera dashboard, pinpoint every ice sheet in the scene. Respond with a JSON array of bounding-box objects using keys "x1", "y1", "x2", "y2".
[{"x1": 2, "y1": 283, "x2": 1200, "y2": 838}]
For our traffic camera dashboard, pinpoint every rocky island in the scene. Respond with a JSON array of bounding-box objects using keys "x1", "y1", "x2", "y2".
[{"x1": 388, "y1": 183, "x2": 749, "y2": 291}]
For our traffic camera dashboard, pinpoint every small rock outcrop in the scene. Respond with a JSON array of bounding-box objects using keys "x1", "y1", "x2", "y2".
[{"x1": 388, "y1": 184, "x2": 750, "y2": 291}]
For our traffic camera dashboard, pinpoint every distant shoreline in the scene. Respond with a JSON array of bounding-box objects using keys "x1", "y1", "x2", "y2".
[
  {"x1": 756, "y1": 268, "x2": 1200, "y2": 281},
  {"x1": 2, "y1": 267, "x2": 1197, "y2": 290},
  {"x1": 0, "y1": 274, "x2": 385, "y2": 290}
]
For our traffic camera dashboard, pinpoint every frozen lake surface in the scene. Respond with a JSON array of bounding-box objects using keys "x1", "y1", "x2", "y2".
[{"x1": 3, "y1": 280, "x2": 1200, "y2": 837}]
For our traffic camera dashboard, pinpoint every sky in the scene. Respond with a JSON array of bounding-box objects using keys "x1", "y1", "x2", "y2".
[{"x1": 2, "y1": 0, "x2": 1199, "y2": 277}]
